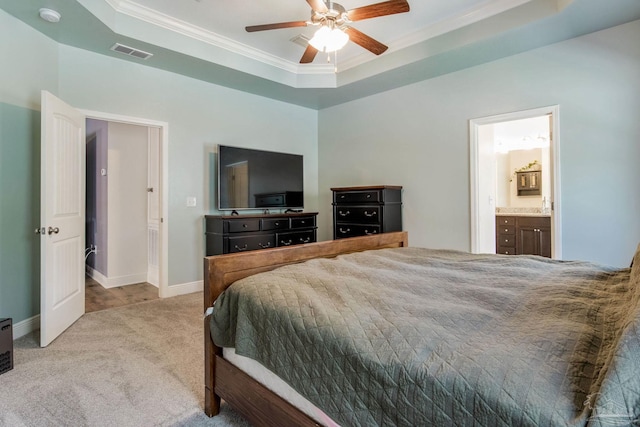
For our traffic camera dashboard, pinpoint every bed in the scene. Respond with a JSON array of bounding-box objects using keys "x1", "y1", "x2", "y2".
[{"x1": 203, "y1": 232, "x2": 640, "y2": 427}]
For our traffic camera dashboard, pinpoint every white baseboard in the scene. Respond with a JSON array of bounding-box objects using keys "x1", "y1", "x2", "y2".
[
  {"x1": 161, "y1": 280, "x2": 203, "y2": 298},
  {"x1": 86, "y1": 266, "x2": 108, "y2": 287},
  {"x1": 13, "y1": 315, "x2": 40, "y2": 340},
  {"x1": 85, "y1": 266, "x2": 148, "y2": 289}
]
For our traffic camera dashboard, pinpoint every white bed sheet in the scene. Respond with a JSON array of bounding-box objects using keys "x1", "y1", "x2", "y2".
[{"x1": 223, "y1": 347, "x2": 339, "y2": 426}]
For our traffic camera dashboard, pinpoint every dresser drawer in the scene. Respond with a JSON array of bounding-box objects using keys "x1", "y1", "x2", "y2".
[
  {"x1": 226, "y1": 219, "x2": 261, "y2": 233},
  {"x1": 290, "y1": 216, "x2": 316, "y2": 229},
  {"x1": 334, "y1": 190, "x2": 380, "y2": 204},
  {"x1": 262, "y1": 218, "x2": 289, "y2": 231},
  {"x1": 227, "y1": 234, "x2": 275, "y2": 253},
  {"x1": 496, "y1": 216, "x2": 516, "y2": 226},
  {"x1": 497, "y1": 235, "x2": 515, "y2": 247},
  {"x1": 497, "y1": 246, "x2": 516, "y2": 256},
  {"x1": 335, "y1": 224, "x2": 381, "y2": 239},
  {"x1": 334, "y1": 206, "x2": 381, "y2": 224},
  {"x1": 277, "y1": 230, "x2": 315, "y2": 246},
  {"x1": 497, "y1": 225, "x2": 516, "y2": 235}
]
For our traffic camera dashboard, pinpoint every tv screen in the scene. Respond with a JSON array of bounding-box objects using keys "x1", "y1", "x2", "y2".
[{"x1": 217, "y1": 145, "x2": 304, "y2": 211}]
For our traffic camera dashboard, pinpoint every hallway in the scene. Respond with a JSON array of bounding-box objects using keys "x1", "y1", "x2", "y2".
[{"x1": 85, "y1": 277, "x2": 158, "y2": 313}]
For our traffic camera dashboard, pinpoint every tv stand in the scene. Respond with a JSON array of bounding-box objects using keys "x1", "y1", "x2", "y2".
[{"x1": 204, "y1": 212, "x2": 318, "y2": 256}]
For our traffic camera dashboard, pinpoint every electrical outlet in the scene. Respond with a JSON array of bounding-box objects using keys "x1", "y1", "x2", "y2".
[{"x1": 186, "y1": 197, "x2": 197, "y2": 207}]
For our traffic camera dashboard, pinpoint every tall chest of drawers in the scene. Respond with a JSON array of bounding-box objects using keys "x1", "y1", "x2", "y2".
[{"x1": 331, "y1": 186, "x2": 402, "y2": 239}]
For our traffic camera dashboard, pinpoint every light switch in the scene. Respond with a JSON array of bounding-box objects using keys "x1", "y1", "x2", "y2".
[{"x1": 186, "y1": 197, "x2": 197, "y2": 207}]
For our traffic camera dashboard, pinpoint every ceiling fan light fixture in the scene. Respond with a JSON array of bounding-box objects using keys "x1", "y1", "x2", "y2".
[{"x1": 309, "y1": 26, "x2": 349, "y2": 53}]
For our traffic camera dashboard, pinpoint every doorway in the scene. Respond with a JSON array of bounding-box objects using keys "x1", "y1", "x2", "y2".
[
  {"x1": 84, "y1": 111, "x2": 169, "y2": 302},
  {"x1": 84, "y1": 119, "x2": 161, "y2": 312},
  {"x1": 469, "y1": 105, "x2": 562, "y2": 258}
]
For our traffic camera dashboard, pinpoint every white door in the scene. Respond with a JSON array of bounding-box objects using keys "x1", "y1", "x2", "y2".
[
  {"x1": 476, "y1": 124, "x2": 497, "y2": 254},
  {"x1": 39, "y1": 91, "x2": 86, "y2": 347},
  {"x1": 147, "y1": 127, "x2": 161, "y2": 286}
]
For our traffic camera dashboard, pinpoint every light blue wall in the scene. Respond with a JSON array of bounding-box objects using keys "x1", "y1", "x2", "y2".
[
  {"x1": 318, "y1": 20, "x2": 640, "y2": 267},
  {"x1": 0, "y1": 10, "x2": 58, "y2": 325},
  {"x1": 0, "y1": 103, "x2": 41, "y2": 324}
]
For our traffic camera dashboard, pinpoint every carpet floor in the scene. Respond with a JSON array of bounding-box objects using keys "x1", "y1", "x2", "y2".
[{"x1": 0, "y1": 292, "x2": 252, "y2": 427}]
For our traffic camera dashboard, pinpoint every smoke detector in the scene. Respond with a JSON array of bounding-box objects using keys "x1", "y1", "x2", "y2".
[{"x1": 39, "y1": 8, "x2": 61, "y2": 23}]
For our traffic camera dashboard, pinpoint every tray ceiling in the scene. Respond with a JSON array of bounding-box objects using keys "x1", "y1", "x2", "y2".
[{"x1": 2, "y1": 0, "x2": 640, "y2": 108}]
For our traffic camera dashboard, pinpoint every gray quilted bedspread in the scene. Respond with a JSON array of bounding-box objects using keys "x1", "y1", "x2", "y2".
[{"x1": 210, "y1": 247, "x2": 640, "y2": 427}]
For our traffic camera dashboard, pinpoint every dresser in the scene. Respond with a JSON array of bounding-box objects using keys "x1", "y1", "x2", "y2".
[
  {"x1": 332, "y1": 186, "x2": 402, "y2": 239},
  {"x1": 496, "y1": 215, "x2": 551, "y2": 258},
  {"x1": 204, "y1": 212, "x2": 317, "y2": 255}
]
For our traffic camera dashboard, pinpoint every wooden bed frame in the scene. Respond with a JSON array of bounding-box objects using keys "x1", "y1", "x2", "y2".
[{"x1": 203, "y1": 231, "x2": 409, "y2": 426}]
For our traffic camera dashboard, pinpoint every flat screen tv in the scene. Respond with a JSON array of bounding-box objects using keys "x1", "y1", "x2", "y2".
[{"x1": 217, "y1": 145, "x2": 304, "y2": 211}]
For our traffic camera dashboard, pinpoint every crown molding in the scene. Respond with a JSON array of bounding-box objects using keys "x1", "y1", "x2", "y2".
[
  {"x1": 93, "y1": 0, "x2": 557, "y2": 86},
  {"x1": 109, "y1": 0, "x2": 302, "y2": 73}
]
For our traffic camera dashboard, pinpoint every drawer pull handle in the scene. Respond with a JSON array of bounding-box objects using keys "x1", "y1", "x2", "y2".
[
  {"x1": 504, "y1": 220, "x2": 508, "y2": 224},
  {"x1": 366, "y1": 194, "x2": 371, "y2": 198},
  {"x1": 504, "y1": 239, "x2": 509, "y2": 243},
  {"x1": 339, "y1": 228, "x2": 350, "y2": 234},
  {"x1": 505, "y1": 251, "x2": 510, "y2": 254},
  {"x1": 505, "y1": 229, "x2": 509, "y2": 232},
  {"x1": 365, "y1": 230, "x2": 377, "y2": 235},
  {"x1": 274, "y1": 222, "x2": 279, "y2": 226},
  {"x1": 364, "y1": 211, "x2": 376, "y2": 217},
  {"x1": 340, "y1": 195, "x2": 345, "y2": 199},
  {"x1": 299, "y1": 237, "x2": 311, "y2": 243},
  {"x1": 234, "y1": 244, "x2": 248, "y2": 251},
  {"x1": 280, "y1": 240, "x2": 292, "y2": 246},
  {"x1": 242, "y1": 224, "x2": 248, "y2": 228},
  {"x1": 338, "y1": 210, "x2": 350, "y2": 217},
  {"x1": 258, "y1": 242, "x2": 272, "y2": 249}
]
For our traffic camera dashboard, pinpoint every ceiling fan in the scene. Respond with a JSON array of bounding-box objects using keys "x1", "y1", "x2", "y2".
[{"x1": 245, "y1": 0, "x2": 410, "y2": 64}]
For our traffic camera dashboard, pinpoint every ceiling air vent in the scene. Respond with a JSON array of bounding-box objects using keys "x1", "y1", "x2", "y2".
[
  {"x1": 290, "y1": 34, "x2": 310, "y2": 48},
  {"x1": 110, "y1": 43, "x2": 153, "y2": 60}
]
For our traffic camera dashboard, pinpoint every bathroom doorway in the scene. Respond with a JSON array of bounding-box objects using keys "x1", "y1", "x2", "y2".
[{"x1": 469, "y1": 106, "x2": 562, "y2": 258}]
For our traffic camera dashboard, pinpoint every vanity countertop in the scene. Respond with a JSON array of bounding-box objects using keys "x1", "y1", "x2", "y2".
[{"x1": 495, "y1": 207, "x2": 550, "y2": 217}]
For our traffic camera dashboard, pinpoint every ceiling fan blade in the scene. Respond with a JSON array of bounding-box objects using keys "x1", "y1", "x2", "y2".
[
  {"x1": 306, "y1": 0, "x2": 329, "y2": 13},
  {"x1": 347, "y1": 0, "x2": 410, "y2": 22},
  {"x1": 245, "y1": 21, "x2": 308, "y2": 32},
  {"x1": 300, "y1": 45, "x2": 319, "y2": 63},
  {"x1": 344, "y1": 27, "x2": 388, "y2": 55}
]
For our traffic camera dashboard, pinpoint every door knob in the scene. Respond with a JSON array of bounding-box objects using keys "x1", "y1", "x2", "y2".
[{"x1": 48, "y1": 226, "x2": 60, "y2": 235}]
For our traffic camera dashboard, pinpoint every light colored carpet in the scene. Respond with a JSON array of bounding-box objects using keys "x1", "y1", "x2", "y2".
[{"x1": 0, "y1": 292, "x2": 252, "y2": 427}]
